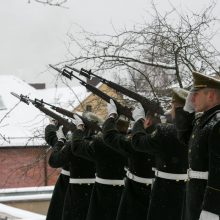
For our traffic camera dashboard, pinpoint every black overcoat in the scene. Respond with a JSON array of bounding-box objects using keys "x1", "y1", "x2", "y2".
[
  {"x1": 48, "y1": 136, "x2": 95, "y2": 220},
  {"x1": 72, "y1": 129, "x2": 126, "y2": 220},
  {"x1": 102, "y1": 117, "x2": 154, "y2": 220},
  {"x1": 45, "y1": 124, "x2": 70, "y2": 220},
  {"x1": 132, "y1": 118, "x2": 188, "y2": 220},
  {"x1": 176, "y1": 105, "x2": 220, "y2": 220}
]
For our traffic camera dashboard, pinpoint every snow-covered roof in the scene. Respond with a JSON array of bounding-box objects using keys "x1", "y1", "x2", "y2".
[{"x1": 0, "y1": 75, "x2": 91, "y2": 147}]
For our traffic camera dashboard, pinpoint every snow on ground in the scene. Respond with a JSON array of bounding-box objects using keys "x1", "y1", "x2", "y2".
[{"x1": 0, "y1": 203, "x2": 46, "y2": 220}]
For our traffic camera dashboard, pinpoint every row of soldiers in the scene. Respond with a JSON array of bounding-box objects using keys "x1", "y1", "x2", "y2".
[{"x1": 44, "y1": 71, "x2": 220, "y2": 220}]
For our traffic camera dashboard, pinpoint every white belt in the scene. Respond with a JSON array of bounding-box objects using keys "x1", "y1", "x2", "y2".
[
  {"x1": 155, "y1": 170, "x2": 188, "y2": 181},
  {"x1": 126, "y1": 170, "x2": 153, "y2": 185},
  {"x1": 187, "y1": 169, "x2": 208, "y2": 180},
  {"x1": 69, "y1": 178, "x2": 95, "y2": 184},
  {"x1": 61, "y1": 169, "x2": 70, "y2": 176},
  {"x1": 95, "y1": 176, "x2": 124, "y2": 186}
]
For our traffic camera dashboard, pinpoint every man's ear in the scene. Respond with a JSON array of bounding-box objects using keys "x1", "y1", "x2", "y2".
[
  {"x1": 208, "y1": 90, "x2": 215, "y2": 101},
  {"x1": 143, "y1": 117, "x2": 152, "y2": 128},
  {"x1": 148, "y1": 117, "x2": 153, "y2": 126}
]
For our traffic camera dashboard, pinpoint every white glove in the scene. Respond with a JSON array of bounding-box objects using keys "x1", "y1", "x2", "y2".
[
  {"x1": 132, "y1": 103, "x2": 145, "y2": 121},
  {"x1": 56, "y1": 125, "x2": 66, "y2": 142},
  {"x1": 72, "y1": 114, "x2": 84, "y2": 129},
  {"x1": 199, "y1": 210, "x2": 219, "y2": 220},
  {"x1": 184, "y1": 92, "x2": 195, "y2": 113},
  {"x1": 107, "y1": 99, "x2": 117, "y2": 118},
  {"x1": 48, "y1": 117, "x2": 58, "y2": 126},
  {"x1": 160, "y1": 115, "x2": 167, "y2": 124}
]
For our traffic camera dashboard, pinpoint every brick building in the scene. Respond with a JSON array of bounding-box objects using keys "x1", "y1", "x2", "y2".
[{"x1": 0, "y1": 146, "x2": 58, "y2": 188}]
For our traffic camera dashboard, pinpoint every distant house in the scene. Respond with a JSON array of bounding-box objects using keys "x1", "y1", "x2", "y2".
[{"x1": 74, "y1": 82, "x2": 125, "y2": 118}]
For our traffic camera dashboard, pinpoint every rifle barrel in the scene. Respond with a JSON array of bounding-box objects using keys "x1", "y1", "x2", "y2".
[
  {"x1": 65, "y1": 66, "x2": 81, "y2": 74},
  {"x1": 49, "y1": 64, "x2": 63, "y2": 74},
  {"x1": 11, "y1": 92, "x2": 30, "y2": 105},
  {"x1": 11, "y1": 92, "x2": 21, "y2": 100}
]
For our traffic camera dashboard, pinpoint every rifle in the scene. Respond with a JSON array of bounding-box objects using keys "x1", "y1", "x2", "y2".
[
  {"x1": 49, "y1": 65, "x2": 133, "y2": 120},
  {"x1": 11, "y1": 92, "x2": 76, "y2": 132},
  {"x1": 65, "y1": 65, "x2": 164, "y2": 115},
  {"x1": 32, "y1": 98, "x2": 102, "y2": 132}
]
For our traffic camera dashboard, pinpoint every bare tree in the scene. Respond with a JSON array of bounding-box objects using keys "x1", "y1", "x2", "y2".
[
  {"x1": 59, "y1": 2, "x2": 220, "y2": 100},
  {"x1": 28, "y1": 0, "x2": 68, "y2": 7}
]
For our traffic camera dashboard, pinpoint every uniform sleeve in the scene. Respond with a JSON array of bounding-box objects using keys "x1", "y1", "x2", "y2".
[
  {"x1": 202, "y1": 121, "x2": 220, "y2": 215},
  {"x1": 48, "y1": 141, "x2": 71, "y2": 168},
  {"x1": 102, "y1": 117, "x2": 133, "y2": 157},
  {"x1": 131, "y1": 119, "x2": 164, "y2": 156},
  {"x1": 71, "y1": 129, "x2": 96, "y2": 162},
  {"x1": 44, "y1": 124, "x2": 58, "y2": 147},
  {"x1": 175, "y1": 107, "x2": 194, "y2": 145}
]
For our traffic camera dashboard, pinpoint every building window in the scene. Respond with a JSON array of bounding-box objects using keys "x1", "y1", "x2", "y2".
[
  {"x1": 0, "y1": 96, "x2": 6, "y2": 110},
  {"x1": 86, "y1": 105, "x2": 92, "y2": 112}
]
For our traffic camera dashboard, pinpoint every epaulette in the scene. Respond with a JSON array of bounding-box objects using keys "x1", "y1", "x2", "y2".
[
  {"x1": 201, "y1": 110, "x2": 220, "y2": 128},
  {"x1": 210, "y1": 110, "x2": 220, "y2": 122}
]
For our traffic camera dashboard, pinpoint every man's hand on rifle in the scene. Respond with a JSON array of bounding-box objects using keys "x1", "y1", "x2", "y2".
[
  {"x1": 107, "y1": 99, "x2": 118, "y2": 118},
  {"x1": 132, "y1": 103, "x2": 145, "y2": 121},
  {"x1": 56, "y1": 125, "x2": 66, "y2": 143},
  {"x1": 48, "y1": 117, "x2": 58, "y2": 126},
  {"x1": 72, "y1": 114, "x2": 85, "y2": 130}
]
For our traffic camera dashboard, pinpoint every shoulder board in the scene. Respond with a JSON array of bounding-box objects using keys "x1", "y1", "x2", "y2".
[
  {"x1": 201, "y1": 110, "x2": 220, "y2": 127},
  {"x1": 211, "y1": 110, "x2": 220, "y2": 121}
]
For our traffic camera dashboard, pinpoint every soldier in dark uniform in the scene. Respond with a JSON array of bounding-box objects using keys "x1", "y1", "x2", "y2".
[
  {"x1": 101, "y1": 99, "x2": 155, "y2": 220},
  {"x1": 131, "y1": 88, "x2": 189, "y2": 220},
  {"x1": 71, "y1": 113, "x2": 126, "y2": 220},
  {"x1": 44, "y1": 122, "x2": 70, "y2": 220},
  {"x1": 48, "y1": 124, "x2": 96, "y2": 220},
  {"x1": 175, "y1": 71, "x2": 220, "y2": 220}
]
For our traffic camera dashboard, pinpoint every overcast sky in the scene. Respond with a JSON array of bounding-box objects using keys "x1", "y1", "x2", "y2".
[{"x1": 1, "y1": 0, "x2": 220, "y2": 88}]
